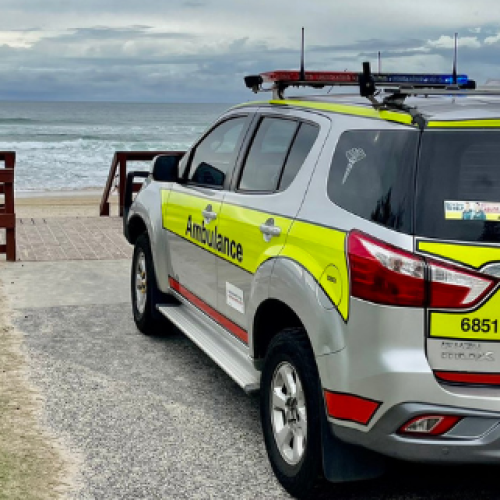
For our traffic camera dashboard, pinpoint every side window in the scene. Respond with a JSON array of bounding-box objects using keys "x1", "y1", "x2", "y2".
[
  {"x1": 278, "y1": 123, "x2": 319, "y2": 191},
  {"x1": 327, "y1": 130, "x2": 419, "y2": 233},
  {"x1": 188, "y1": 117, "x2": 247, "y2": 188},
  {"x1": 238, "y1": 117, "x2": 298, "y2": 192}
]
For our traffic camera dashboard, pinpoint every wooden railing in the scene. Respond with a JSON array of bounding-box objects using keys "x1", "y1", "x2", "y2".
[
  {"x1": 100, "y1": 151, "x2": 184, "y2": 217},
  {"x1": 0, "y1": 152, "x2": 16, "y2": 261}
]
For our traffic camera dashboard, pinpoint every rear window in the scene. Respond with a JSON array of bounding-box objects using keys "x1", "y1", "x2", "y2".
[
  {"x1": 328, "y1": 130, "x2": 419, "y2": 233},
  {"x1": 416, "y1": 131, "x2": 500, "y2": 243}
]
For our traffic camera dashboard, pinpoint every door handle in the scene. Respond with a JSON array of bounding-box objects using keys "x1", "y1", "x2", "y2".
[
  {"x1": 260, "y1": 218, "x2": 281, "y2": 242},
  {"x1": 202, "y1": 204, "x2": 217, "y2": 224}
]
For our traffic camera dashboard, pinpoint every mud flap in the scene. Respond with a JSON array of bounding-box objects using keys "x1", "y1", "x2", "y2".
[{"x1": 321, "y1": 408, "x2": 386, "y2": 482}]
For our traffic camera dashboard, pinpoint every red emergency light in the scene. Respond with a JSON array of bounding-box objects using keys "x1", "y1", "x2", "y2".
[{"x1": 260, "y1": 70, "x2": 359, "y2": 84}]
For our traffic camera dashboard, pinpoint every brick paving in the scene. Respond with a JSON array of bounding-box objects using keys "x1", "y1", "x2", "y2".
[{"x1": 10, "y1": 217, "x2": 132, "y2": 261}]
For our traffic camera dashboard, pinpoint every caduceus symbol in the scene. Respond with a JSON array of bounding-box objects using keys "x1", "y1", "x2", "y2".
[{"x1": 342, "y1": 148, "x2": 366, "y2": 184}]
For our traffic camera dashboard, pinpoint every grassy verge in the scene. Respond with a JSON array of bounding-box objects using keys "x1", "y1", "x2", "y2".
[{"x1": 0, "y1": 281, "x2": 73, "y2": 500}]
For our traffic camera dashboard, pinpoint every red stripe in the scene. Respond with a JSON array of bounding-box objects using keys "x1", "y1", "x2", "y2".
[
  {"x1": 324, "y1": 391, "x2": 381, "y2": 425},
  {"x1": 169, "y1": 277, "x2": 248, "y2": 344},
  {"x1": 435, "y1": 371, "x2": 500, "y2": 386}
]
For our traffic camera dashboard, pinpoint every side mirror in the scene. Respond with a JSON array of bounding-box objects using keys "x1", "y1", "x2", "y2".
[{"x1": 152, "y1": 155, "x2": 180, "y2": 182}]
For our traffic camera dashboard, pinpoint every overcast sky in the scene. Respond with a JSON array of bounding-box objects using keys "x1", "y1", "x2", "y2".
[{"x1": 2, "y1": 0, "x2": 500, "y2": 102}]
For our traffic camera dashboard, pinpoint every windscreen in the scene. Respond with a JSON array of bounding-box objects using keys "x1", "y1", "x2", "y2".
[{"x1": 416, "y1": 130, "x2": 500, "y2": 242}]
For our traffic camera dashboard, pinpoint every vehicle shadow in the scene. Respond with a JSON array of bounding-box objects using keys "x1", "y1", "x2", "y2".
[{"x1": 314, "y1": 461, "x2": 500, "y2": 499}]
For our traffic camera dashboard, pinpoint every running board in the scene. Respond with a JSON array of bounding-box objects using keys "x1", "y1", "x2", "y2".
[{"x1": 158, "y1": 303, "x2": 260, "y2": 394}]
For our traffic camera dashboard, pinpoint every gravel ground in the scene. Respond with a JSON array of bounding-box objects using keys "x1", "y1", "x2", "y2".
[
  {"x1": 12, "y1": 302, "x2": 500, "y2": 500},
  {"x1": 4, "y1": 260, "x2": 500, "y2": 499}
]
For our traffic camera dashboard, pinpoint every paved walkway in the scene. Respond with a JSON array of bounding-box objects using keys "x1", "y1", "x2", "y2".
[{"x1": 14, "y1": 217, "x2": 131, "y2": 261}]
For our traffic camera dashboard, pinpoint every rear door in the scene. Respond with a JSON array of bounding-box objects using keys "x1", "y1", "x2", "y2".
[
  {"x1": 163, "y1": 115, "x2": 251, "y2": 309},
  {"x1": 215, "y1": 110, "x2": 328, "y2": 336},
  {"x1": 415, "y1": 128, "x2": 500, "y2": 385}
]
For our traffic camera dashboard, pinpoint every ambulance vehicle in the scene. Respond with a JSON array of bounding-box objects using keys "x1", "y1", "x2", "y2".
[{"x1": 124, "y1": 64, "x2": 500, "y2": 498}]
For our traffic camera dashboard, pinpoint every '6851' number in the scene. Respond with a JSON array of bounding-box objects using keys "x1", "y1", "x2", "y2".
[{"x1": 461, "y1": 318, "x2": 499, "y2": 334}]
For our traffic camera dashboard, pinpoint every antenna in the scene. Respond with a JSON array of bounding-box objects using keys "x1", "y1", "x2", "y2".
[
  {"x1": 378, "y1": 51, "x2": 381, "y2": 73},
  {"x1": 452, "y1": 32, "x2": 458, "y2": 85},
  {"x1": 299, "y1": 27, "x2": 305, "y2": 81}
]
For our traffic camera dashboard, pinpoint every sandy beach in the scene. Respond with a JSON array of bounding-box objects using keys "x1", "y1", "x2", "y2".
[{"x1": 14, "y1": 190, "x2": 118, "y2": 219}]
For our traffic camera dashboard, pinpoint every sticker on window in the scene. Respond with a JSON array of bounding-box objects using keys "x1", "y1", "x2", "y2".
[
  {"x1": 444, "y1": 200, "x2": 500, "y2": 221},
  {"x1": 343, "y1": 148, "x2": 366, "y2": 184}
]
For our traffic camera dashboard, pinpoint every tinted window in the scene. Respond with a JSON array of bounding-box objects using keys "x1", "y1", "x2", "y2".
[
  {"x1": 279, "y1": 123, "x2": 319, "y2": 190},
  {"x1": 328, "y1": 130, "x2": 419, "y2": 233},
  {"x1": 189, "y1": 117, "x2": 247, "y2": 187},
  {"x1": 239, "y1": 117, "x2": 298, "y2": 192},
  {"x1": 416, "y1": 131, "x2": 500, "y2": 242}
]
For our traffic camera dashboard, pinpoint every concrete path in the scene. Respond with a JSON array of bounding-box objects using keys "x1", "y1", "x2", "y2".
[{"x1": 3, "y1": 260, "x2": 500, "y2": 499}]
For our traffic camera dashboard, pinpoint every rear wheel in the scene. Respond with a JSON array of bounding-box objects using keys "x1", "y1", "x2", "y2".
[
  {"x1": 131, "y1": 233, "x2": 171, "y2": 335},
  {"x1": 260, "y1": 328, "x2": 323, "y2": 499}
]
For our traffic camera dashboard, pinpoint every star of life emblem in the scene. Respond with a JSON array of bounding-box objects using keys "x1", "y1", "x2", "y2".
[{"x1": 343, "y1": 148, "x2": 366, "y2": 184}]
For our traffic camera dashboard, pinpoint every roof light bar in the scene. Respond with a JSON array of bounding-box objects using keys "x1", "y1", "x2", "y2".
[
  {"x1": 244, "y1": 62, "x2": 477, "y2": 107},
  {"x1": 252, "y1": 70, "x2": 469, "y2": 88}
]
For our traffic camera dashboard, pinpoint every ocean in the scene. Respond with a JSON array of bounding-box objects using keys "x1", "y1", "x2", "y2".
[{"x1": 0, "y1": 101, "x2": 229, "y2": 192}]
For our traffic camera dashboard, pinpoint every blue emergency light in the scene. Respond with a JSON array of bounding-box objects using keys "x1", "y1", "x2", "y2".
[{"x1": 373, "y1": 73, "x2": 469, "y2": 86}]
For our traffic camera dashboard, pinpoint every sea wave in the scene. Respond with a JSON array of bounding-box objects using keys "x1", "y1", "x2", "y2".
[
  {"x1": 0, "y1": 101, "x2": 224, "y2": 191},
  {"x1": 0, "y1": 118, "x2": 42, "y2": 124}
]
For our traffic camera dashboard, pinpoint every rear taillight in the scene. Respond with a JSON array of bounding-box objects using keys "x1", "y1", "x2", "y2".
[
  {"x1": 348, "y1": 231, "x2": 425, "y2": 307},
  {"x1": 428, "y1": 260, "x2": 495, "y2": 309},
  {"x1": 347, "y1": 231, "x2": 497, "y2": 309}
]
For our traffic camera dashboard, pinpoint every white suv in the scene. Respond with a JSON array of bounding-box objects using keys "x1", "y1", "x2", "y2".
[{"x1": 124, "y1": 66, "x2": 500, "y2": 498}]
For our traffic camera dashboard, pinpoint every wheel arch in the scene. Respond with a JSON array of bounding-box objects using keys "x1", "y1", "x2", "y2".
[
  {"x1": 250, "y1": 257, "x2": 346, "y2": 364},
  {"x1": 127, "y1": 214, "x2": 148, "y2": 244},
  {"x1": 252, "y1": 299, "x2": 307, "y2": 368}
]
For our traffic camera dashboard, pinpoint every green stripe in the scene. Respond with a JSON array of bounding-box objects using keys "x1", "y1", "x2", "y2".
[
  {"x1": 428, "y1": 119, "x2": 500, "y2": 128},
  {"x1": 233, "y1": 99, "x2": 414, "y2": 126}
]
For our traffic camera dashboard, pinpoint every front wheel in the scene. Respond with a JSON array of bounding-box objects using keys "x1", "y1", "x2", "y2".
[
  {"x1": 131, "y1": 233, "x2": 170, "y2": 335},
  {"x1": 260, "y1": 328, "x2": 323, "y2": 499}
]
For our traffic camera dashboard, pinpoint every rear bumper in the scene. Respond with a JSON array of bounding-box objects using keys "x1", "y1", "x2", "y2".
[
  {"x1": 333, "y1": 402, "x2": 500, "y2": 463},
  {"x1": 316, "y1": 298, "x2": 500, "y2": 463}
]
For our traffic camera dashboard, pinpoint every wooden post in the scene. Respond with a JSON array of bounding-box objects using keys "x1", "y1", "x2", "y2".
[
  {"x1": 118, "y1": 153, "x2": 127, "y2": 217},
  {"x1": 0, "y1": 152, "x2": 16, "y2": 261}
]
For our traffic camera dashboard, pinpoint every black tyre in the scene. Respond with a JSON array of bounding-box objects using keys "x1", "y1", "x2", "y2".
[
  {"x1": 131, "y1": 233, "x2": 171, "y2": 335},
  {"x1": 261, "y1": 328, "x2": 323, "y2": 499}
]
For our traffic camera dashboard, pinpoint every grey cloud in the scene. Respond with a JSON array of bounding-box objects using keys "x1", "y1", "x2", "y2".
[
  {"x1": 182, "y1": 1, "x2": 207, "y2": 7},
  {"x1": 1, "y1": 3, "x2": 500, "y2": 102},
  {"x1": 310, "y1": 38, "x2": 426, "y2": 53},
  {"x1": 2, "y1": 27, "x2": 42, "y2": 33},
  {"x1": 42, "y1": 26, "x2": 197, "y2": 42}
]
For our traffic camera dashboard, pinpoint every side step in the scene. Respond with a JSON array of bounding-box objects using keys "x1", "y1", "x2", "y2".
[{"x1": 158, "y1": 303, "x2": 260, "y2": 394}]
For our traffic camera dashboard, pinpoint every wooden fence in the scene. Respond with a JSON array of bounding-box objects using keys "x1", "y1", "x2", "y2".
[
  {"x1": 100, "y1": 151, "x2": 184, "y2": 217},
  {"x1": 0, "y1": 152, "x2": 16, "y2": 261}
]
